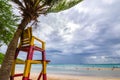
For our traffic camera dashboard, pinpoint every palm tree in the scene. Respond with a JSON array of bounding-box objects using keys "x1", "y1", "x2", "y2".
[{"x1": 0, "y1": 0, "x2": 83, "y2": 80}]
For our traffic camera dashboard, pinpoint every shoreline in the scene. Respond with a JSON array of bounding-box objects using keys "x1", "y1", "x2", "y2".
[{"x1": 76, "y1": 67, "x2": 120, "y2": 71}]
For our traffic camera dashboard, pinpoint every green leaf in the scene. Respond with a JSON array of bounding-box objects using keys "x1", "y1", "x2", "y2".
[
  {"x1": 48, "y1": 0, "x2": 83, "y2": 13},
  {"x1": 0, "y1": 0, "x2": 17, "y2": 46}
]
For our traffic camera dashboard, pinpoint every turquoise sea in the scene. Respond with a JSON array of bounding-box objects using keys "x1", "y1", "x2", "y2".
[{"x1": 16, "y1": 64, "x2": 120, "y2": 78}]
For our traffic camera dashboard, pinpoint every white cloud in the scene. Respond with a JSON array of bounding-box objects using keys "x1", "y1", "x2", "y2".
[
  {"x1": 60, "y1": 21, "x2": 80, "y2": 42},
  {"x1": 84, "y1": 44, "x2": 98, "y2": 50},
  {"x1": 1, "y1": 0, "x2": 120, "y2": 64},
  {"x1": 31, "y1": 0, "x2": 120, "y2": 64},
  {"x1": 101, "y1": 56, "x2": 106, "y2": 59},
  {"x1": 66, "y1": 22, "x2": 80, "y2": 32},
  {"x1": 102, "y1": 0, "x2": 115, "y2": 4},
  {"x1": 115, "y1": 50, "x2": 120, "y2": 56},
  {"x1": 90, "y1": 56, "x2": 97, "y2": 59},
  {"x1": 106, "y1": 24, "x2": 120, "y2": 38}
]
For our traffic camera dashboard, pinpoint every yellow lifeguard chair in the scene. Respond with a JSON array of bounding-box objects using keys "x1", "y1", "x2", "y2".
[{"x1": 10, "y1": 27, "x2": 50, "y2": 80}]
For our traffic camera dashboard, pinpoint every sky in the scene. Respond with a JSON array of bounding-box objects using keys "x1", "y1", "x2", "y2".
[{"x1": 1, "y1": 0, "x2": 120, "y2": 64}]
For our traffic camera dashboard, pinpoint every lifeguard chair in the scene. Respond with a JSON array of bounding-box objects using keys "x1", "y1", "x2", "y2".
[{"x1": 10, "y1": 27, "x2": 50, "y2": 80}]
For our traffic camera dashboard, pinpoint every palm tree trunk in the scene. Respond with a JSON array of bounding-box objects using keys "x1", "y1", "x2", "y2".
[{"x1": 0, "y1": 17, "x2": 31, "y2": 80}]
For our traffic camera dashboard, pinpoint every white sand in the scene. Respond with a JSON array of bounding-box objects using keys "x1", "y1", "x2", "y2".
[{"x1": 14, "y1": 73, "x2": 120, "y2": 80}]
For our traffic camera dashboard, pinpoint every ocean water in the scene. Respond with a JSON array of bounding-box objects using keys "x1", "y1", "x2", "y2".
[{"x1": 16, "y1": 64, "x2": 120, "y2": 78}]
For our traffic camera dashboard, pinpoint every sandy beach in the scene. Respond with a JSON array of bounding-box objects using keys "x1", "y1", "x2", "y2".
[
  {"x1": 14, "y1": 73, "x2": 120, "y2": 80},
  {"x1": 47, "y1": 74, "x2": 120, "y2": 80},
  {"x1": 13, "y1": 67, "x2": 120, "y2": 80}
]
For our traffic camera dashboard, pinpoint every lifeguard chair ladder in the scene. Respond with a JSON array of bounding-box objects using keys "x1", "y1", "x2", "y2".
[{"x1": 10, "y1": 27, "x2": 50, "y2": 80}]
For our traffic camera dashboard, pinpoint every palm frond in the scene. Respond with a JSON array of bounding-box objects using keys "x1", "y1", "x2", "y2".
[
  {"x1": 11, "y1": 0, "x2": 25, "y2": 9},
  {"x1": 48, "y1": 0, "x2": 83, "y2": 13},
  {"x1": 11, "y1": 0, "x2": 83, "y2": 21}
]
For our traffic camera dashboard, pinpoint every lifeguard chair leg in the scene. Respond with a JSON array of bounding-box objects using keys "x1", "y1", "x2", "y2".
[
  {"x1": 42, "y1": 51, "x2": 47, "y2": 80},
  {"x1": 22, "y1": 46, "x2": 33, "y2": 80},
  {"x1": 43, "y1": 62, "x2": 47, "y2": 80},
  {"x1": 22, "y1": 60, "x2": 32, "y2": 80}
]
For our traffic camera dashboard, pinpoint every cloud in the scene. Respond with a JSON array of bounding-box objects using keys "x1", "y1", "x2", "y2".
[
  {"x1": 31, "y1": 0, "x2": 120, "y2": 64},
  {"x1": 1, "y1": 0, "x2": 120, "y2": 64},
  {"x1": 102, "y1": 0, "x2": 116, "y2": 5}
]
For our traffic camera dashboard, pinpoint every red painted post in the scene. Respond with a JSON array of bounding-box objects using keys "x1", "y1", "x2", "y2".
[
  {"x1": 42, "y1": 51, "x2": 47, "y2": 80},
  {"x1": 22, "y1": 77, "x2": 29, "y2": 80},
  {"x1": 43, "y1": 74, "x2": 47, "y2": 80},
  {"x1": 14, "y1": 73, "x2": 23, "y2": 77},
  {"x1": 27, "y1": 46, "x2": 34, "y2": 60},
  {"x1": 10, "y1": 76, "x2": 14, "y2": 80}
]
